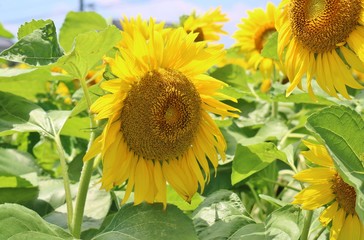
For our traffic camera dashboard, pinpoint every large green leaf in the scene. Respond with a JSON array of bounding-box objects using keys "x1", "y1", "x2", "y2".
[
  {"x1": 94, "y1": 203, "x2": 198, "y2": 240},
  {"x1": 60, "y1": 116, "x2": 92, "y2": 139},
  {"x1": 210, "y1": 64, "x2": 250, "y2": 92},
  {"x1": 0, "y1": 148, "x2": 38, "y2": 175},
  {"x1": 56, "y1": 25, "x2": 121, "y2": 80},
  {"x1": 264, "y1": 205, "x2": 304, "y2": 240},
  {"x1": 232, "y1": 142, "x2": 287, "y2": 185},
  {"x1": 192, "y1": 190, "x2": 254, "y2": 240},
  {"x1": 44, "y1": 183, "x2": 111, "y2": 231},
  {"x1": 0, "y1": 203, "x2": 72, "y2": 239},
  {"x1": 0, "y1": 22, "x2": 14, "y2": 39},
  {"x1": 306, "y1": 105, "x2": 364, "y2": 221},
  {"x1": 0, "y1": 20, "x2": 63, "y2": 65},
  {"x1": 261, "y1": 32, "x2": 278, "y2": 61},
  {"x1": 229, "y1": 205, "x2": 304, "y2": 240},
  {"x1": 59, "y1": 11, "x2": 108, "y2": 52},
  {"x1": 0, "y1": 175, "x2": 38, "y2": 204},
  {"x1": 0, "y1": 68, "x2": 72, "y2": 101},
  {"x1": 32, "y1": 137, "x2": 61, "y2": 176},
  {"x1": 0, "y1": 91, "x2": 51, "y2": 136}
]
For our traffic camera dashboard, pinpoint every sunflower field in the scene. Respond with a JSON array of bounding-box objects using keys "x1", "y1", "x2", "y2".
[{"x1": 0, "y1": 1, "x2": 363, "y2": 240}]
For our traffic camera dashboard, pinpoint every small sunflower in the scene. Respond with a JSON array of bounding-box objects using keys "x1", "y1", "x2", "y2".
[
  {"x1": 183, "y1": 7, "x2": 228, "y2": 42},
  {"x1": 84, "y1": 17, "x2": 239, "y2": 206},
  {"x1": 276, "y1": 0, "x2": 364, "y2": 99},
  {"x1": 233, "y1": 3, "x2": 279, "y2": 81},
  {"x1": 293, "y1": 140, "x2": 364, "y2": 239}
]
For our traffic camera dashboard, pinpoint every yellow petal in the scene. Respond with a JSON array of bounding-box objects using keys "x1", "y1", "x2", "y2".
[
  {"x1": 294, "y1": 168, "x2": 336, "y2": 184},
  {"x1": 320, "y1": 201, "x2": 339, "y2": 226}
]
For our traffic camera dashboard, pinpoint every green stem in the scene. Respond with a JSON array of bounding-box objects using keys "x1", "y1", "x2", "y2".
[
  {"x1": 271, "y1": 101, "x2": 278, "y2": 118},
  {"x1": 70, "y1": 77, "x2": 98, "y2": 238},
  {"x1": 53, "y1": 133, "x2": 74, "y2": 231},
  {"x1": 301, "y1": 210, "x2": 314, "y2": 240},
  {"x1": 312, "y1": 226, "x2": 326, "y2": 240}
]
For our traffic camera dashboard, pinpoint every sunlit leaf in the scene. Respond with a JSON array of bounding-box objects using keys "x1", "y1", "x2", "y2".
[
  {"x1": 94, "y1": 203, "x2": 198, "y2": 240},
  {"x1": 232, "y1": 142, "x2": 287, "y2": 185},
  {"x1": 0, "y1": 203, "x2": 72, "y2": 239},
  {"x1": 306, "y1": 105, "x2": 364, "y2": 221},
  {"x1": 60, "y1": 116, "x2": 92, "y2": 139},
  {"x1": 59, "y1": 11, "x2": 108, "y2": 52},
  {"x1": 56, "y1": 25, "x2": 121, "y2": 79},
  {"x1": 261, "y1": 32, "x2": 278, "y2": 61},
  {"x1": 0, "y1": 20, "x2": 63, "y2": 65},
  {"x1": 0, "y1": 148, "x2": 38, "y2": 175},
  {"x1": 0, "y1": 68, "x2": 72, "y2": 101},
  {"x1": 0, "y1": 175, "x2": 38, "y2": 204},
  {"x1": 33, "y1": 137, "x2": 61, "y2": 176},
  {"x1": 0, "y1": 22, "x2": 14, "y2": 39},
  {"x1": 0, "y1": 91, "x2": 51, "y2": 136},
  {"x1": 17, "y1": 19, "x2": 52, "y2": 39}
]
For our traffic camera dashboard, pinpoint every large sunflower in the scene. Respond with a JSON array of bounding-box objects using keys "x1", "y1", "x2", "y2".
[
  {"x1": 233, "y1": 3, "x2": 279, "y2": 81},
  {"x1": 84, "y1": 17, "x2": 239, "y2": 206},
  {"x1": 276, "y1": 0, "x2": 364, "y2": 98},
  {"x1": 293, "y1": 141, "x2": 364, "y2": 239},
  {"x1": 183, "y1": 7, "x2": 228, "y2": 42}
]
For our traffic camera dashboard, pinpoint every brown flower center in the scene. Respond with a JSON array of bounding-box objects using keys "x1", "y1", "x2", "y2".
[
  {"x1": 120, "y1": 68, "x2": 201, "y2": 161},
  {"x1": 331, "y1": 173, "x2": 357, "y2": 214},
  {"x1": 254, "y1": 23, "x2": 276, "y2": 53},
  {"x1": 289, "y1": 0, "x2": 362, "y2": 53},
  {"x1": 187, "y1": 27, "x2": 205, "y2": 42}
]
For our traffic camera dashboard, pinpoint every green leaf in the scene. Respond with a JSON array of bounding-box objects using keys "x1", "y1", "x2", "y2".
[
  {"x1": 60, "y1": 11, "x2": 108, "y2": 52},
  {"x1": 306, "y1": 105, "x2": 364, "y2": 221},
  {"x1": 0, "y1": 91, "x2": 51, "y2": 136},
  {"x1": 0, "y1": 20, "x2": 63, "y2": 65},
  {"x1": 166, "y1": 186, "x2": 203, "y2": 212},
  {"x1": 0, "y1": 148, "x2": 38, "y2": 175},
  {"x1": 94, "y1": 203, "x2": 198, "y2": 240},
  {"x1": 0, "y1": 175, "x2": 39, "y2": 204},
  {"x1": 192, "y1": 190, "x2": 254, "y2": 240},
  {"x1": 71, "y1": 84, "x2": 104, "y2": 117},
  {"x1": 264, "y1": 205, "x2": 304, "y2": 240},
  {"x1": 17, "y1": 19, "x2": 52, "y2": 39},
  {"x1": 44, "y1": 183, "x2": 111, "y2": 231},
  {"x1": 261, "y1": 32, "x2": 278, "y2": 61},
  {"x1": 0, "y1": 23, "x2": 14, "y2": 39},
  {"x1": 32, "y1": 138, "x2": 60, "y2": 175},
  {"x1": 272, "y1": 93, "x2": 336, "y2": 105},
  {"x1": 56, "y1": 25, "x2": 121, "y2": 79},
  {"x1": 232, "y1": 142, "x2": 287, "y2": 185},
  {"x1": 0, "y1": 203, "x2": 72, "y2": 239},
  {"x1": 0, "y1": 68, "x2": 72, "y2": 101},
  {"x1": 47, "y1": 110, "x2": 71, "y2": 135},
  {"x1": 209, "y1": 64, "x2": 250, "y2": 92},
  {"x1": 238, "y1": 119, "x2": 289, "y2": 145},
  {"x1": 60, "y1": 116, "x2": 91, "y2": 139},
  {"x1": 229, "y1": 223, "x2": 266, "y2": 240}
]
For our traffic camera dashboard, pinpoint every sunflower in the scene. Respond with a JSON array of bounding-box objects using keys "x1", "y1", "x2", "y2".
[
  {"x1": 276, "y1": 0, "x2": 364, "y2": 99},
  {"x1": 233, "y1": 3, "x2": 280, "y2": 90},
  {"x1": 183, "y1": 7, "x2": 228, "y2": 42},
  {"x1": 293, "y1": 140, "x2": 364, "y2": 239},
  {"x1": 83, "y1": 17, "x2": 239, "y2": 206}
]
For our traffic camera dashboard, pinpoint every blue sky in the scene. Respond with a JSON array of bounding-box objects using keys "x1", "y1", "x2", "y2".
[{"x1": 0, "y1": 0, "x2": 281, "y2": 47}]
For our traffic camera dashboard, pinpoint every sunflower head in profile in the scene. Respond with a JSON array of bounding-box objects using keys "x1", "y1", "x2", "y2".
[
  {"x1": 84, "y1": 17, "x2": 239, "y2": 206},
  {"x1": 183, "y1": 7, "x2": 228, "y2": 42},
  {"x1": 293, "y1": 140, "x2": 364, "y2": 239},
  {"x1": 233, "y1": 2, "x2": 280, "y2": 90},
  {"x1": 276, "y1": 0, "x2": 364, "y2": 99}
]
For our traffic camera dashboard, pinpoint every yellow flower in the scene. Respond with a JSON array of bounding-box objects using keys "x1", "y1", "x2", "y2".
[
  {"x1": 293, "y1": 141, "x2": 364, "y2": 240},
  {"x1": 84, "y1": 17, "x2": 239, "y2": 206},
  {"x1": 233, "y1": 2, "x2": 279, "y2": 79},
  {"x1": 276, "y1": 0, "x2": 364, "y2": 99},
  {"x1": 183, "y1": 7, "x2": 228, "y2": 42}
]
